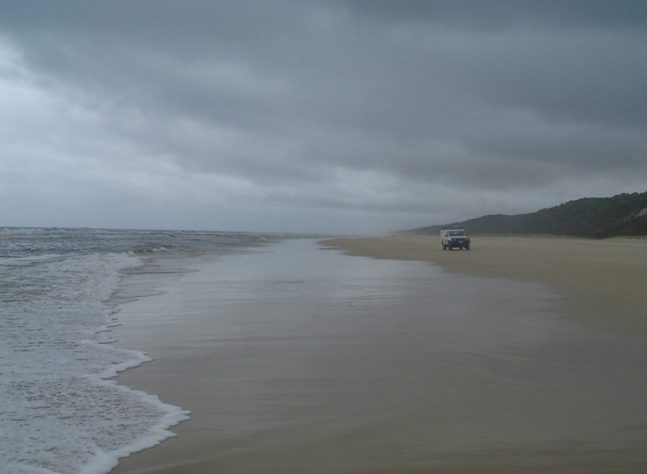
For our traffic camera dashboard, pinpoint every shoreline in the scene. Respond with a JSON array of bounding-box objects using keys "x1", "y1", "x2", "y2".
[
  {"x1": 111, "y1": 238, "x2": 647, "y2": 473},
  {"x1": 323, "y1": 234, "x2": 647, "y2": 337}
]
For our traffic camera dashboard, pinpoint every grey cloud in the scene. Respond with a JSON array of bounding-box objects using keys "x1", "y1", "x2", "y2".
[
  {"x1": 1, "y1": 1, "x2": 646, "y2": 232},
  {"x1": 339, "y1": 0, "x2": 647, "y2": 30}
]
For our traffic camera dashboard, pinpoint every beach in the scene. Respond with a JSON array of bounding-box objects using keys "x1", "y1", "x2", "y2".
[
  {"x1": 110, "y1": 237, "x2": 647, "y2": 473},
  {"x1": 324, "y1": 235, "x2": 647, "y2": 337}
]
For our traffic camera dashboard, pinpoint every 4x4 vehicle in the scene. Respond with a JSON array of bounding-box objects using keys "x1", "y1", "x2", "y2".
[{"x1": 440, "y1": 228, "x2": 470, "y2": 251}]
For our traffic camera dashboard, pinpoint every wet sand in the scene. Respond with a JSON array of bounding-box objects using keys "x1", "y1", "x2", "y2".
[
  {"x1": 112, "y1": 238, "x2": 647, "y2": 473},
  {"x1": 325, "y1": 235, "x2": 647, "y2": 336}
]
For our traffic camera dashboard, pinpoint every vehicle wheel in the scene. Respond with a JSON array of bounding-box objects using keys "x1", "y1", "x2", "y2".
[{"x1": 465, "y1": 245, "x2": 470, "y2": 251}]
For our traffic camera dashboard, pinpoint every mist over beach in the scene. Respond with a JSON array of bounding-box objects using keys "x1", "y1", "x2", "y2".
[{"x1": 2, "y1": 1, "x2": 647, "y2": 473}]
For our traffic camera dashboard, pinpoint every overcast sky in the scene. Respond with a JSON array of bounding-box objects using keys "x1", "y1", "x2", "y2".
[{"x1": 1, "y1": 1, "x2": 646, "y2": 233}]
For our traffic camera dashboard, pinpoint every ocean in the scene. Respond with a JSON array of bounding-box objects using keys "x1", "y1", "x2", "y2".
[{"x1": 0, "y1": 228, "x2": 276, "y2": 474}]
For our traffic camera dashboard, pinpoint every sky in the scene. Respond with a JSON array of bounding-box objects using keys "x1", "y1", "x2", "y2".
[{"x1": 1, "y1": 1, "x2": 646, "y2": 234}]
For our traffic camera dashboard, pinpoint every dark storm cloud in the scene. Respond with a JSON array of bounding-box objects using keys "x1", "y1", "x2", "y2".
[
  {"x1": 1, "y1": 0, "x2": 646, "y2": 232},
  {"x1": 340, "y1": 0, "x2": 647, "y2": 29}
]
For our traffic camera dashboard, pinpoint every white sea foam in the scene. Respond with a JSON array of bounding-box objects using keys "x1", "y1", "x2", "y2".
[
  {"x1": 1, "y1": 227, "x2": 276, "y2": 473},
  {"x1": 0, "y1": 251, "x2": 190, "y2": 474}
]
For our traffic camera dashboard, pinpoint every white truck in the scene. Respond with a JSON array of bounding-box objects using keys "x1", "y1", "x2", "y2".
[{"x1": 440, "y1": 228, "x2": 470, "y2": 251}]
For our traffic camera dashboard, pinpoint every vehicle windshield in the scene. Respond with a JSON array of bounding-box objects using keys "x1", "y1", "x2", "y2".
[{"x1": 449, "y1": 231, "x2": 465, "y2": 236}]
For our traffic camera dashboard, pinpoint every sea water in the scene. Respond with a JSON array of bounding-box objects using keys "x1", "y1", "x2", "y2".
[{"x1": 0, "y1": 228, "x2": 276, "y2": 474}]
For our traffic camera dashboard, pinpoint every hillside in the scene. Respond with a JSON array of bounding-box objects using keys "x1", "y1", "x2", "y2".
[{"x1": 410, "y1": 191, "x2": 647, "y2": 238}]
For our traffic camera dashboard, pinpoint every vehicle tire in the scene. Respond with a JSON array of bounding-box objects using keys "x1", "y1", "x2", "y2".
[{"x1": 465, "y1": 245, "x2": 470, "y2": 251}]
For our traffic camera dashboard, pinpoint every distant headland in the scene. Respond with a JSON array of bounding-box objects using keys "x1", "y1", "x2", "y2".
[{"x1": 407, "y1": 191, "x2": 647, "y2": 238}]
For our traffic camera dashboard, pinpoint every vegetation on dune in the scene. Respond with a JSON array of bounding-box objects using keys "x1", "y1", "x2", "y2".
[{"x1": 411, "y1": 191, "x2": 647, "y2": 238}]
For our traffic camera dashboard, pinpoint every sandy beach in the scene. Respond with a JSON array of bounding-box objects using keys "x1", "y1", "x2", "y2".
[
  {"x1": 325, "y1": 235, "x2": 647, "y2": 337},
  {"x1": 110, "y1": 237, "x2": 647, "y2": 473}
]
